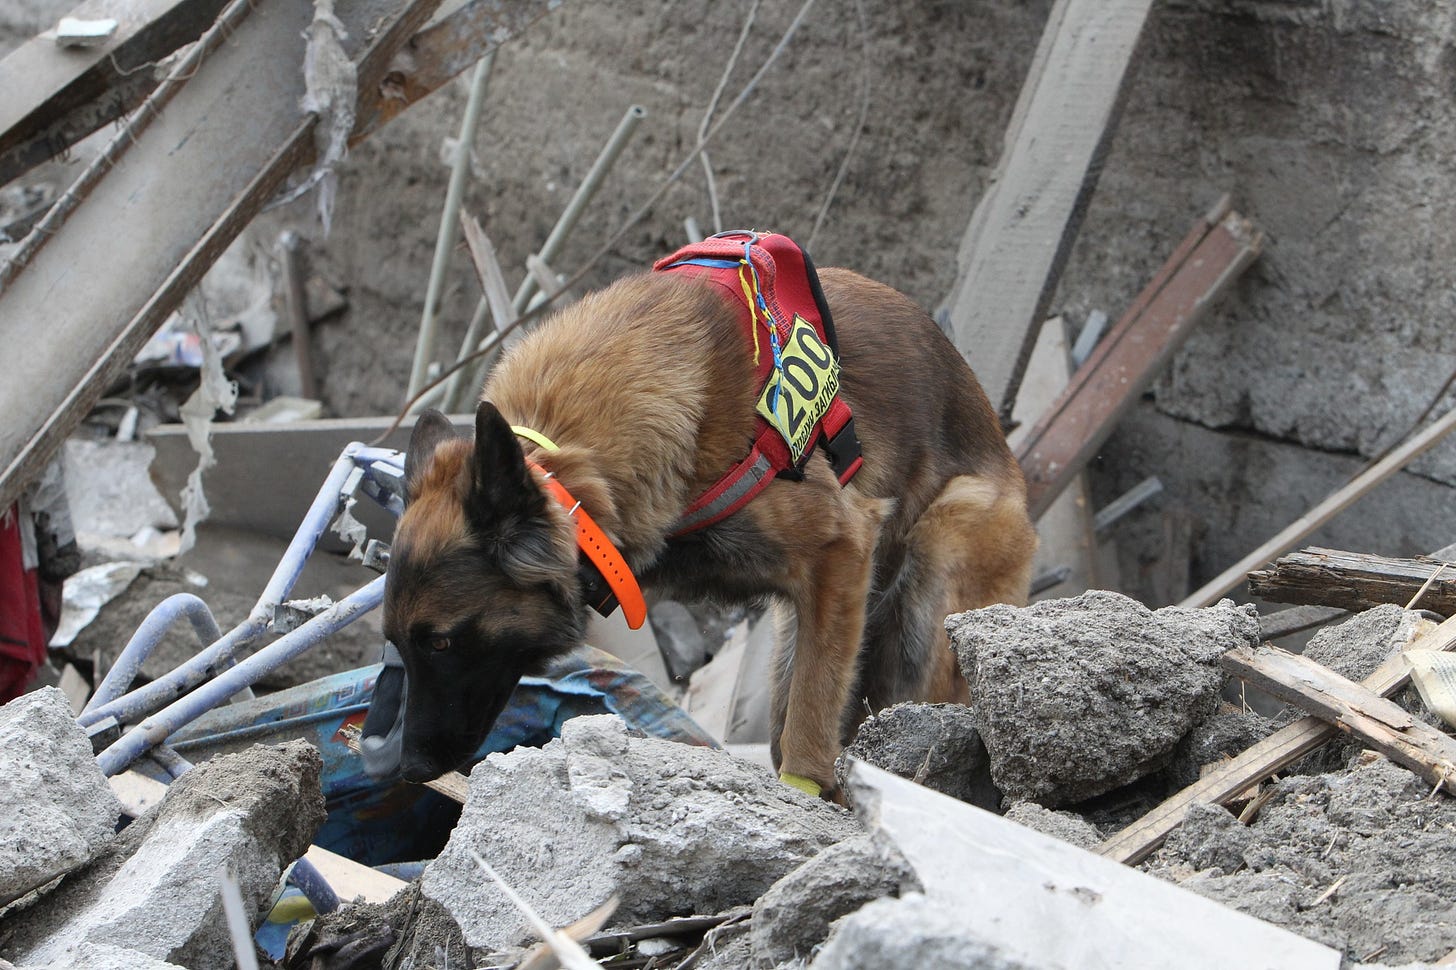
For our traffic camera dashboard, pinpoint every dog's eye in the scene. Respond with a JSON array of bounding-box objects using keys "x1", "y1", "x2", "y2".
[{"x1": 430, "y1": 636, "x2": 451, "y2": 653}]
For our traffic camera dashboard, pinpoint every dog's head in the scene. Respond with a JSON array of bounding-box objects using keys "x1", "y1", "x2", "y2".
[{"x1": 381, "y1": 402, "x2": 584, "y2": 782}]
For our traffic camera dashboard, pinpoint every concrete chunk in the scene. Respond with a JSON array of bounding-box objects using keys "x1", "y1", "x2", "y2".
[
  {"x1": 948, "y1": 590, "x2": 1258, "y2": 806},
  {"x1": 0, "y1": 686, "x2": 121, "y2": 906},
  {"x1": 835, "y1": 702, "x2": 999, "y2": 811},
  {"x1": 423, "y1": 714, "x2": 858, "y2": 950},
  {"x1": 4, "y1": 741, "x2": 324, "y2": 970},
  {"x1": 750, "y1": 833, "x2": 918, "y2": 966}
]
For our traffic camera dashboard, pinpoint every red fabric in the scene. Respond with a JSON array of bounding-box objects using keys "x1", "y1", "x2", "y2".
[
  {"x1": 0, "y1": 506, "x2": 46, "y2": 704},
  {"x1": 657, "y1": 232, "x2": 861, "y2": 533}
]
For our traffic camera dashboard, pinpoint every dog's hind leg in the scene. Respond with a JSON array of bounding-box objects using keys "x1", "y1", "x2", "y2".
[
  {"x1": 919, "y1": 472, "x2": 1037, "y2": 702},
  {"x1": 861, "y1": 471, "x2": 1036, "y2": 713}
]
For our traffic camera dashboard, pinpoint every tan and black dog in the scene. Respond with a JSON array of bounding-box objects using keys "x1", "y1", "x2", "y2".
[{"x1": 375, "y1": 258, "x2": 1036, "y2": 797}]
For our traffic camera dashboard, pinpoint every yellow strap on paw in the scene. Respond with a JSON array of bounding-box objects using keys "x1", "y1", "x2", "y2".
[{"x1": 779, "y1": 772, "x2": 822, "y2": 797}]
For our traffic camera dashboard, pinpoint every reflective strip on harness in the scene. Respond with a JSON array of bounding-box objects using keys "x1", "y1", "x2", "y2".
[{"x1": 671, "y1": 450, "x2": 775, "y2": 536}]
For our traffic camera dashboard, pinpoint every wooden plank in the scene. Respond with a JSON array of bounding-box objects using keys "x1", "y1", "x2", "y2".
[
  {"x1": 1015, "y1": 203, "x2": 1263, "y2": 520},
  {"x1": 1010, "y1": 316, "x2": 1099, "y2": 595},
  {"x1": 303, "y1": 845, "x2": 407, "y2": 904},
  {"x1": 146, "y1": 414, "x2": 471, "y2": 542},
  {"x1": 1096, "y1": 612, "x2": 1456, "y2": 865},
  {"x1": 0, "y1": 0, "x2": 559, "y2": 512},
  {"x1": 942, "y1": 0, "x2": 1157, "y2": 422},
  {"x1": 1182, "y1": 405, "x2": 1456, "y2": 607},
  {"x1": 1249, "y1": 546, "x2": 1456, "y2": 617},
  {"x1": 1222, "y1": 643, "x2": 1456, "y2": 792},
  {"x1": 0, "y1": 0, "x2": 231, "y2": 187}
]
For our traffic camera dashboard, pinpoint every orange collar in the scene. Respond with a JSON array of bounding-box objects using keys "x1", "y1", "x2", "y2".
[{"x1": 524, "y1": 458, "x2": 646, "y2": 631}]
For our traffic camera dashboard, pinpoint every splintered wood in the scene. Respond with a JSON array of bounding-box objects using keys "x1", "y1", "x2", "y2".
[
  {"x1": 1097, "y1": 613, "x2": 1456, "y2": 865},
  {"x1": 1221, "y1": 643, "x2": 1456, "y2": 795},
  {"x1": 1249, "y1": 546, "x2": 1456, "y2": 616}
]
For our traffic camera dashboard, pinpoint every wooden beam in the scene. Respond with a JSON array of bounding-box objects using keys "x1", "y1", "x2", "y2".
[
  {"x1": 1096, "y1": 612, "x2": 1456, "y2": 865},
  {"x1": 1015, "y1": 201, "x2": 1263, "y2": 520},
  {"x1": 0, "y1": 0, "x2": 231, "y2": 188},
  {"x1": 0, "y1": 0, "x2": 557, "y2": 512},
  {"x1": 1248, "y1": 546, "x2": 1456, "y2": 617},
  {"x1": 1222, "y1": 643, "x2": 1456, "y2": 793},
  {"x1": 942, "y1": 0, "x2": 1157, "y2": 422}
]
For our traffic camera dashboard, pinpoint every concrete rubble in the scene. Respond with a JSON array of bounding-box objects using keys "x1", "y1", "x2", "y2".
[
  {"x1": 948, "y1": 590, "x2": 1260, "y2": 806},
  {"x1": 814, "y1": 762, "x2": 1340, "y2": 969},
  {"x1": 0, "y1": 740, "x2": 324, "y2": 970},
  {"x1": 0, "y1": 687, "x2": 121, "y2": 907},
  {"x1": 834, "y1": 701, "x2": 999, "y2": 811},
  {"x1": 421, "y1": 713, "x2": 858, "y2": 950}
]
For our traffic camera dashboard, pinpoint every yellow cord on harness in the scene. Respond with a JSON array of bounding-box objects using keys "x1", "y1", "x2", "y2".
[
  {"x1": 779, "y1": 772, "x2": 822, "y2": 797},
  {"x1": 738, "y1": 260, "x2": 762, "y2": 366}
]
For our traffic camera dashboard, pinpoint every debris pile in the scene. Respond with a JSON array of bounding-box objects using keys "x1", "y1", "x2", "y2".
[
  {"x1": 2, "y1": 737, "x2": 323, "y2": 969},
  {"x1": 5, "y1": 581, "x2": 1456, "y2": 968}
]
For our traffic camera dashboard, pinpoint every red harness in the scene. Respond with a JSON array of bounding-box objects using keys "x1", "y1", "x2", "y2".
[{"x1": 655, "y1": 231, "x2": 863, "y2": 536}]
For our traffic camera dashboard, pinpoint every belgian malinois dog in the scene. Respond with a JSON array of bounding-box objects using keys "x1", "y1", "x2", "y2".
[{"x1": 376, "y1": 250, "x2": 1035, "y2": 798}]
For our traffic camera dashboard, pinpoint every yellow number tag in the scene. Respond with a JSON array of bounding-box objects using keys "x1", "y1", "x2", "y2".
[{"x1": 756, "y1": 314, "x2": 840, "y2": 462}]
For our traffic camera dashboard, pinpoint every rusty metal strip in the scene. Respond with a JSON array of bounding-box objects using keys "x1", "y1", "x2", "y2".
[
  {"x1": 1015, "y1": 199, "x2": 1264, "y2": 520},
  {"x1": 352, "y1": 0, "x2": 565, "y2": 142}
]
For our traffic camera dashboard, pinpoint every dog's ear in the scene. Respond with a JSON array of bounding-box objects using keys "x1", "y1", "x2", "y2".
[
  {"x1": 470, "y1": 400, "x2": 549, "y2": 527},
  {"x1": 470, "y1": 401, "x2": 567, "y2": 589},
  {"x1": 404, "y1": 409, "x2": 457, "y2": 495}
]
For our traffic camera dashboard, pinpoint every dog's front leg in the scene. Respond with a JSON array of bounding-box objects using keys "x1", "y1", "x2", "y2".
[{"x1": 771, "y1": 515, "x2": 879, "y2": 800}]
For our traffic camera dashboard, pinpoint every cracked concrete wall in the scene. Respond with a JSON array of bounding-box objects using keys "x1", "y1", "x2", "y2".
[{"x1": 1056, "y1": 0, "x2": 1456, "y2": 592}]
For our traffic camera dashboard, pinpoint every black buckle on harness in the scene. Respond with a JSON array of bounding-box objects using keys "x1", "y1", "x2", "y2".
[
  {"x1": 823, "y1": 416, "x2": 863, "y2": 483},
  {"x1": 577, "y1": 559, "x2": 620, "y2": 619}
]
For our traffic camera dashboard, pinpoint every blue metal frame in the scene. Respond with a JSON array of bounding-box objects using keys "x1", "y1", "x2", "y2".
[{"x1": 84, "y1": 443, "x2": 404, "y2": 774}]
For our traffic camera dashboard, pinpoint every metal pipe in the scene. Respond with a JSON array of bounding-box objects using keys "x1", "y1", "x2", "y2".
[
  {"x1": 81, "y1": 447, "x2": 362, "y2": 728},
  {"x1": 85, "y1": 594, "x2": 224, "y2": 715},
  {"x1": 279, "y1": 231, "x2": 318, "y2": 399},
  {"x1": 458, "y1": 104, "x2": 648, "y2": 397},
  {"x1": 405, "y1": 52, "x2": 498, "y2": 404},
  {"x1": 510, "y1": 104, "x2": 647, "y2": 314},
  {"x1": 97, "y1": 576, "x2": 387, "y2": 775},
  {"x1": 288, "y1": 858, "x2": 341, "y2": 916}
]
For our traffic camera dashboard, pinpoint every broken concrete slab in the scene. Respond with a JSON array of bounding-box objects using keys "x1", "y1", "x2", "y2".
[
  {"x1": 750, "y1": 833, "x2": 918, "y2": 967},
  {"x1": 0, "y1": 686, "x2": 121, "y2": 907},
  {"x1": 3, "y1": 740, "x2": 324, "y2": 970},
  {"x1": 834, "y1": 702, "x2": 999, "y2": 811},
  {"x1": 817, "y1": 761, "x2": 1340, "y2": 970},
  {"x1": 1001, "y1": 802, "x2": 1103, "y2": 850},
  {"x1": 1144, "y1": 757, "x2": 1456, "y2": 964},
  {"x1": 422, "y1": 714, "x2": 858, "y2": 951},
  {"x1": 948, "y1": 590, "x2": 1259, "y2": 806}
]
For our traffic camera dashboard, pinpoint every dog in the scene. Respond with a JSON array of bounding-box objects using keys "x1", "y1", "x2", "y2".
[{"x1": 368, "y1": 234, "x2": 1036, "y2": 798}]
